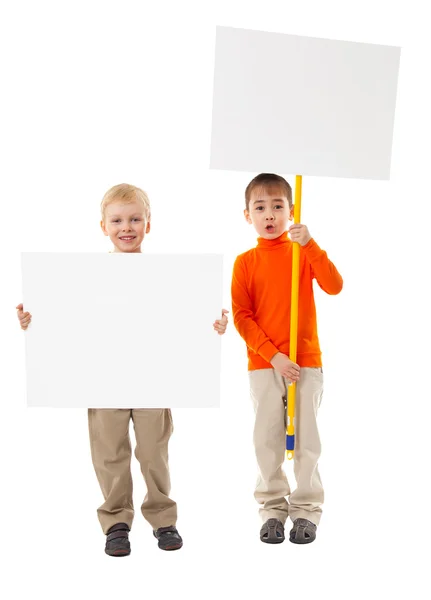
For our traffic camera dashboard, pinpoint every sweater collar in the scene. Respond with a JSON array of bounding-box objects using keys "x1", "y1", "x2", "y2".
[{"x1": 257, "y1": 230, "x2": 290, "y2": 249}]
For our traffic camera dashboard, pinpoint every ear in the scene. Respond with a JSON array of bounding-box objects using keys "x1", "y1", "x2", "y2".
[
  {"x1": 289, "y1": 205, "x2": 294, "y2": 220},
  {"x1": 100, "y1": 220, "x2": 108, "y2": 236},
  {"x1": 244, "y1": 209, "x2": 252, "y2": 224},
  {"x1": 146, "y1": 220, "x2": 151, "y2": 234}
]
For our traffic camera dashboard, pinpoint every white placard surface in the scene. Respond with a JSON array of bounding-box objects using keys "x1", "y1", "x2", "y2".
[
  {"x1": 210, "y1": 26, "x2": 401, "y2": 179},
  {"x1": 22, "y1": 253, "x2": 223, "y2": 408}
]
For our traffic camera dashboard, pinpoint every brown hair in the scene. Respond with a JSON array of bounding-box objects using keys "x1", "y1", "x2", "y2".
[
  {"x1": 245, "y1": 173, "x2": 292, "y2": 211},
  {"x1": 100, "y1": 183, "x2": 151, "y2": 221}
]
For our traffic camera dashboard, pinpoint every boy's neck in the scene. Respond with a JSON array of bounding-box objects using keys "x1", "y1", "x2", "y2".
[{"x1": 257, "y1": 230, "x2": 289, "y2": 247}]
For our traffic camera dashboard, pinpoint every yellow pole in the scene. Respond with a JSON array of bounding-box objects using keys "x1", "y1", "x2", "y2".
[{"x1": 286, "y1": 175, "x2": 302, "y2": 460}]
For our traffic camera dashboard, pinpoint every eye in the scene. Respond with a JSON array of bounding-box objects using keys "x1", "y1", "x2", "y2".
[
  {"x1": 274, "y1": 205, "x2": 283, "y2": 209},
  {"x1": 133, "y1": 218, "x2": 141, "y2": 222}
]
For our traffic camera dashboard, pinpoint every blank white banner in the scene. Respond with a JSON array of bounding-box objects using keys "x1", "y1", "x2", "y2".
[
  {"x1": 210, "y1": 26, "x2": 401, "y2": 180},
  {"x1": 22, "y1": 253, "x2": 223, "y2": 408}
]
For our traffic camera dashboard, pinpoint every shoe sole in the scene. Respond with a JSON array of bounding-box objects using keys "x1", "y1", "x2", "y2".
[
  {"x1": 159, "y1": 543, "x2": 183, "y2": 551},
  {"x1": 105, "y1": 548, "x2": 131, "y2": 556}
]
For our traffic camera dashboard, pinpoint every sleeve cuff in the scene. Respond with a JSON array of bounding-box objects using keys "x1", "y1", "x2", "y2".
[{"x1": 258, "y1": 340, "x2": 279, "y2": 363}]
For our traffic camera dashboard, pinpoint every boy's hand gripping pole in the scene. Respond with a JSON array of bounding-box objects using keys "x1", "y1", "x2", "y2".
[{"x1": 286, "y1": 175, "x2": 302, "y2": 460}]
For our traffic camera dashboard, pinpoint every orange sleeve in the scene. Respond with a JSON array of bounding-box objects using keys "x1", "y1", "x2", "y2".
[
  {"x1": 231, "y1": 255, "x2": 279, "y2": 363},
  {"x1": 302, "y1": 239, "x2": 343, "y2": 295}
]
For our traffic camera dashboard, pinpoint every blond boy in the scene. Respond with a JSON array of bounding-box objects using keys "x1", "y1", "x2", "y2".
[{"x1": 17, "y1": 183, "x2": 228, "y2": 556}]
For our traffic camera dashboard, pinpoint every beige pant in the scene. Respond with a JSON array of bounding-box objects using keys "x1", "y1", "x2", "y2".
[
  {"x1": 249, "y1": 367, "x2": 324, "y2": 525},
  {"x1": 88, "y1": 408, "x2": 177, "y2": 533}
]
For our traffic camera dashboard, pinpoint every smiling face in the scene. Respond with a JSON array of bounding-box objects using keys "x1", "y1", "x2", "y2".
[
  {"x1": 244, "y1": 185, "x2": 293, "y2": 239},
  {"x1": 100, "y1": 200, "x2": 150, "y2": 253}
]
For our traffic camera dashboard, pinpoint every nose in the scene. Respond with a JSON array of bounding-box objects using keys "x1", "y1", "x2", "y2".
[{"x1": 265, "y1": 213, "x2": 274, "y2": 220}]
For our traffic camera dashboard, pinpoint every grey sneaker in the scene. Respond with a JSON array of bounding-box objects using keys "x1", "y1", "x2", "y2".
[
  {"x1": 153, "y1": 525, "x2": 183, "y2": 550},
  {"x1": 105, "y1": 523, "x2": 131, "y2": 556},
  {"x1": 260, "y1": 518, "x2": 285, "y2": 544}
]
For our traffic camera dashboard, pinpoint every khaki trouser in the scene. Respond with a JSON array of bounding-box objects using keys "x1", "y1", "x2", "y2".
[
  {"x1": 88, "y1": 408, "x2": 177, "y2": 533},
  {"x1": 249, "y1": 367, "x2": 324, "y2": 525}
]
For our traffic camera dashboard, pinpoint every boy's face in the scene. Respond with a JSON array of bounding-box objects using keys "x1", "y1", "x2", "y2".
[
  {"x1": 244, "y1": 185, "x2": 293, "y2": 239},
  {"x1": 100, "y1": 200, "x2": 150, "y2": 253}
]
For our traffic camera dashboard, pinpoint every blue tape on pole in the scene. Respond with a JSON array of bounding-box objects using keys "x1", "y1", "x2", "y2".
[{"x1": 286, "y1": 435, "x2": 295, "y2": 451}]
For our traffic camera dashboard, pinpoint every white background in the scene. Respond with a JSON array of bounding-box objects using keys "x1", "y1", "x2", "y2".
[
  {"x1": 1, "y1": 1, "x2": 430, "y2": 599},
  {"x1": 22, "y1": 252, "x2": 222, "y2": 407}
]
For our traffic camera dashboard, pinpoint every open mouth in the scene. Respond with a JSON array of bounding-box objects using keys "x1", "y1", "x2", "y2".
[
  {"x1": 265, "y1": 225, "x2": 275, "y2": 233},
  {"x1": 119, "y1": 236, "x2": 136, "y2": 242}
]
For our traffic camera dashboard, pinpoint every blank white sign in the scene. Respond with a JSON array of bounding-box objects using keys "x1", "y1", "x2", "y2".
[
  {"x1": 210, "y1": 26, "x2": 401, "y2": 180},
  {"x1": 22, "y1": 253, "x2": 223, "y2": 408}
]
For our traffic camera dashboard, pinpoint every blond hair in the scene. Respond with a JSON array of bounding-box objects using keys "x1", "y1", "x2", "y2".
[{"x1": 100, "y1": 183, "x2": 151, "y2": 221}]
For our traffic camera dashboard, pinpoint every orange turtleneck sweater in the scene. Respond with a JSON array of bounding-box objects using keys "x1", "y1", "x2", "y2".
[{"x1": 231, "y1": 231, "x2": 343, "y2": 370}]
